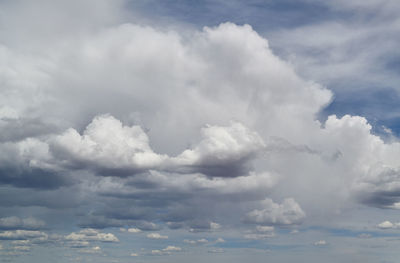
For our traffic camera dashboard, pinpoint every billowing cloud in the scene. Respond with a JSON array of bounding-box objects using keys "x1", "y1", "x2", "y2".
[
  {"x1": 172, "y1": 122, "x2": 265, "y2": 177},
  {"x1": 1, "y1": 1, "x2": 400, "y2": 261},
  {"x1": 51, "y1": 115, "x2": 167, "y2": 176}
]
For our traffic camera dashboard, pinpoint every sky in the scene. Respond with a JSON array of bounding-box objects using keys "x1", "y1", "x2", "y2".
[{"x1": 1, "y1": 0, "x2": 400, "y2": 262}]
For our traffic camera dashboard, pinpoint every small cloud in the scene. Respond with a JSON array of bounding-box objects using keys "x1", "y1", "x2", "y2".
[
  {"x1": 146, "y1": 233, "x2": 168, "y2": 239},
  {"x1": 199, "y1": 239, "x2": 209, "y2": 243},
  {"x1": 183, "y1": 239, "x2": 197, "y2": 245},
  {"x1": 256, "y1": 226, "x2": 274, "y2": 233},
  {"x1": 127, "y1": 228, "x2": 141, "y2": 233},
  {"x1": 162, "y1": 246, "x2": 182, "y2": 252},
  {"x1": 314, "y1": 240, "x2": 327, "y2": 246},
  {"x1": 151, "y1": 249, "x2": 165, "y2": 255},
  {"x1": 208, "y1": 248, "x2": 224, "y2": 253},
  {"x1": 244, "y1": 233, "x2": 274, "y2": 240},
  {"x1": 210, "y1": 222, "x2": 220, "y2": 230},
  {"x1": 290, "y1": 229, "x2": 299, "y2": 234},
  {"x1": 215, "y1": 238, "x2": 225, "y2": 243},
  {"x1": 377, "y1": 221, "x2": 399, "y2": 229},
  {"x1": 65, "y1": 229, "x2": 119, "y2": 243},
  {"x1": 79, "y1": 246, "x2": 101, "y2": 254},
  {"x1": 183, "y1": 238, "x2": 208, "y2": 245}
]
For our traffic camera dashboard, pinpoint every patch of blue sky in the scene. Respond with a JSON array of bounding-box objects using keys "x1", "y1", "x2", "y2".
[
  {"x1": 125, "y1": 0, "x2": 345, "y2": 32},
  {"x1": 320, "y1": 87, "x2": 400, "y2": 137}
]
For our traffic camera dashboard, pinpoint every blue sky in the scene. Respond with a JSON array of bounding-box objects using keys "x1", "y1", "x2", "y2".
[{"x1": 1, "y1": 0, "x2": 400, "y2": 262}]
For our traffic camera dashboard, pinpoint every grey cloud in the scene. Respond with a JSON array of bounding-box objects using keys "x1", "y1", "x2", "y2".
[
  {"x1": 354, "y1": 165, "x2": 400, "y2": 208},
  {"x1": 0, "y1": 230, "x2": 47, "y2": 240},
  {"x1": 171, "y1": 122, "x2": 266, "y2": 177},
  {"x1": 243, "y1": 198, "x2": 306, "y2": 226},
  {"x1": 0, "y1": 217, "x2": 45, "y2": 230}
]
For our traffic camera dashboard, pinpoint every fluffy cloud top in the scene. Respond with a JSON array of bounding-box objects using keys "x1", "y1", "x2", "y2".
[{"x1": 51, "y1": 115, "x2": 167, "y2": 175}]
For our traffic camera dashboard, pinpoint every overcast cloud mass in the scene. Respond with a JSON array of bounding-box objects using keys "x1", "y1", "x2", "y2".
[{"x1": 1, "y1": 1, "x2": 400, "y2": 262}]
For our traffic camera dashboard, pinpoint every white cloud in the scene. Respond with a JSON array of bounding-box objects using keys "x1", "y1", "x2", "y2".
[
  {"x1": 65, "y1": 229, "x2": 119, "y2": 243},
  {"x1": 127, "y1": 228, "x2": 141, "y2": 233},
  {"x1": 162, "y1": 246, "x2": 182, "y2": 252},
  {"x1": 314, "y1": 240, "x2": 327, "y2": 246},
  {"x1": 377, "y1": 221, "x2": 400, "y2": 229},
  {"x1": 146, "y1": 233, "x2": 168, "y2": 239},
  {"x1": 51, "y1": 115, "x2": 167, "y2": 174},
  {"x1": 173, "y1": 122, "x2": 265, "y2": 176}
]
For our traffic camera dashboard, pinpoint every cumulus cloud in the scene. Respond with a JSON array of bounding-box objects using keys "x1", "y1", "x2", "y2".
[
  {"x1": 127, "y1": 228, "x2": 141, "y2": 233},
  {"x1": 146, "y1": 233, "x2": 168, "y2": 239},
  {"x1": 244, "y1": 198, "x2": 305, "y2": 225},
  {"x1": 172, "y1": 122, "x2": 265, "y2": 177},
  {"x1": 65, "y1": 229, "x2": 119, "y2": 243},
  {"x1": 0, "y1": 230, "x2": 47, "y2": 240},
  {"x1": 377, "y1": 221, "x2": 400, "y2": 229},
  {"x1": 162, "y1": 245, "x2": 182, "y2": 252},
  {"x1": 2, "y1": 1, "x2": 400, "y2": 260},
  {"x1": 51, "y1": 115, "x2": 167, "y2": 176}
]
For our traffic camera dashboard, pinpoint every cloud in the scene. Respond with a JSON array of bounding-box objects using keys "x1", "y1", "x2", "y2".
[
  {"x1": 127, "y1": 228, "x2": 141, "y2": 233},
  {"x1": 208, "y1": 248, "x2": 225, "y2": 253},
  {"x1": 244, "y1": 226, "x2": 275, "y2": 240},
  {"x1": 0, "y1": 230, "x2": 47, "y2": 240},
  {"x1": 172, "y1": 122, "x2": 265, "y2": 177},
  {"x1": 51, "y1": 114, "x2": 167, "y2": 176},
  {"x1": 2, "y1": 2, "x2": 400, "y2": 260},
  {"x1": 377, "y1": 221, "x2": 400, "y2": 229},
  {"x1": 149, "y1": 247, "x2": 181, "y2": 256},
  {"x1": 314, "y1": 240, "x2": 327, "y2": 246},
  {"x1": 244, "y1": 198, "x2": 305, "y2": 225},
  {"x1": 146, "y1": 233, "x2": 168, "y2": 239},
  {"x1": 79, "y1": 246, "x2": 101, "y2": 254},
  {"x1": 0, "y1": 217, "x2": 45, "y2": 230},
  {"x1": 65, "y1": 229, "x2": 119, "y2": 243},
  {"x1": 162, "y1": 245, "x2": 182, "y2": 252},
  {"x1": 215, "y1": 238, "x2": 225, "y2": 243},
  {"x1": 183, "y1": 238, "x2": 207, "y2": 244}
]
